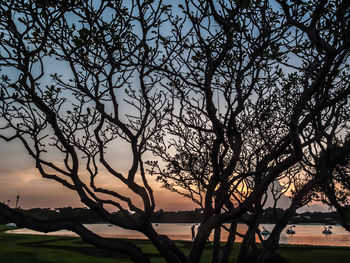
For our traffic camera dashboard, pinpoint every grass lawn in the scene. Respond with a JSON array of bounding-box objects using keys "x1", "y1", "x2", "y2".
[{"x1": 1, "y1": 225, "x2": 349, "y2": 263}]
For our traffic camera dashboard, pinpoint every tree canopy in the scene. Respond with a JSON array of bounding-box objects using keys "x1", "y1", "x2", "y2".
[{"x1": 0, "y1": 1, "x2": 349, "y2": 263}]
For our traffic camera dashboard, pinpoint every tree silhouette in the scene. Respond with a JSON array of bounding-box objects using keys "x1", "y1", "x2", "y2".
[
  {"x1": 147, "y1": 1, "x2": 350, "y2": 262},
  {"x1": 0, "y1": 1, "x2": 349, "y2": 263}
]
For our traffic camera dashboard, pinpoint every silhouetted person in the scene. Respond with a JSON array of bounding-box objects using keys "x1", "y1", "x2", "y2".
[{"x1": 191, "y1": 224, "x2": 196, "y2": 240}]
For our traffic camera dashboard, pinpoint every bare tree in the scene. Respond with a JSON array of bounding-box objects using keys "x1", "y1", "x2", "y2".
[
  {"x1": 0, "y1": 1, "x2": 349, "y2": 263},
  {"x1": 314, "y1": 135, "x2": 350, "y2": 231},
  {"x1": 0, "y1": 0, "x2": 184, "y2": 262},
  {"x1": 148, "y1": 0, "x2": 350, "y2": 262}
]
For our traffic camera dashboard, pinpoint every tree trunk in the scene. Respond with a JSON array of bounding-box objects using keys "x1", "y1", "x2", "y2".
[
  {"x1": 211, "y1": 225, "x2": 221, "y2": 263},
  {"x1": 256, "y1": 231, "x2": 280, "y2": 263},
  {"x1": 188, "y1": 221, "x2": 214, "y2": 263},
  {"x1": 220, "y1": 221, "x2": 237, "y2": 263},
  {"x1": 145, "y1": 225, "x2": 187, "y2": 263},
  {"x1": 236, "y1": 204, "x2": 262, "y2": 263},
  {"x1": 235, "y1": 224, "x2": 255, "y2": 263}
]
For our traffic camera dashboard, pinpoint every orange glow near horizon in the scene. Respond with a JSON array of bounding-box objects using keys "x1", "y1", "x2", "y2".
[
  {"x1": 0, "y1": 141, "x2": 329, "y2": 213},
  {"x1": 0, "y1": 165, "x2": 198, "y2": 211}
]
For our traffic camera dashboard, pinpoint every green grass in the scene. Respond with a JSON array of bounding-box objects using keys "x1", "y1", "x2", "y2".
[
  {"x1": 0, "y1": 225, "x2": 349, "y2": 263},
  {"x1": 276, "y1": 245, "x2": 350, "y2": 263},
  {"x1": 0, "y1": 226, "x2": 155, "y2": 263}
]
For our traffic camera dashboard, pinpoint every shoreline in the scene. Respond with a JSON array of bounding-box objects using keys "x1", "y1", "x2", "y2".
[
  {"x1": 2, "y1": 225, "x2": 350, "y2": 263},
  {"x1": 3, "y1": 224, "x2": 350, "y2": 249}
]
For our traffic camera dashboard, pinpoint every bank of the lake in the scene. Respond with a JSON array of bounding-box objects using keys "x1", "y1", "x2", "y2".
[
  {"x1": 8, "y1": 223, "x2": 350, "y2": 247},
  {"x1": 1, "y1": 225, "x2": 350, "y2": 263}
]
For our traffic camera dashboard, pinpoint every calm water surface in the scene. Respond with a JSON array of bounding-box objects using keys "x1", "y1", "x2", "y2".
[{"x1": 7, "y1": 223, "x2": 350, "y2": 247}]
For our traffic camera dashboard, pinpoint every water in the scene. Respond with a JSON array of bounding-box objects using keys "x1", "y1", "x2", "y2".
[{"x1": 7, "y1": 223, "x2": 350, "y2": 247}]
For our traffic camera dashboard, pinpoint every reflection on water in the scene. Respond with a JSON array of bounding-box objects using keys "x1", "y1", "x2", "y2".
[{"x1": 7, "y1": 223, "x2": 350, "y2": 247}]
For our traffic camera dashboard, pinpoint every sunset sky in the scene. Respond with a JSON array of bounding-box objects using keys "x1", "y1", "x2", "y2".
[
  {"x1": 0, "y1": 58, "x2": 330, "y2": 214},
  {"x1": 0, "y1": 1, "x2": 334, "y2": 215},
  {"x1": 0, "y1": 136, "x2": 200, "y2": 211},
  {"x1": 0, "y1": 136, "x2": 329, "y2": 213}
]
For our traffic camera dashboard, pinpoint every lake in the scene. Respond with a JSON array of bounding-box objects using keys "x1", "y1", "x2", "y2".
[{"x1": 7, "y1": 223, "x2": 350, "y2": 247}]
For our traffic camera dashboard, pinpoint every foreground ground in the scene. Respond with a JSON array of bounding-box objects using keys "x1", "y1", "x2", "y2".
[{"x1": 1, "y1": 225, "x2": 349, "y2": 263}]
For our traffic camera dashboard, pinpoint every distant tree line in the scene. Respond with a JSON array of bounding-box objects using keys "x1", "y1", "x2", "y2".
[{"x1": 0, "y1": 207, "x2": 343, "y2": 225}]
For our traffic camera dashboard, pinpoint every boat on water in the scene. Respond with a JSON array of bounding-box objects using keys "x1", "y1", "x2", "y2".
[
  {"x1": 322, "y1": 226, "x2": 332, "y2": 234},
  {"x1": 286, "y1": 225, "x2": 296, "y2": 234},
  {"x1": 286, "y1": 227, "x2": 296, "y2": 234},
  {"x1": 261, "y1": 227, "x2": 271, "y2": 235}
]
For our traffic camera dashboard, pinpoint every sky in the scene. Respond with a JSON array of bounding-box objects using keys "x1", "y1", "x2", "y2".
[
  {"x1": 0, "y1": 0, "x2": 334, "y2": 214},
  {"x1": 0, "y1": 8, "x2": 198, "y2": 212},
  {"x1": 0, "y1": 136, "x2": 199, "y2": 211},
  {"x1": 0, "y1": 137, "x2": 329, "y2": 213}
]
